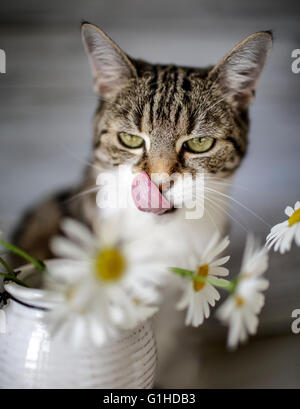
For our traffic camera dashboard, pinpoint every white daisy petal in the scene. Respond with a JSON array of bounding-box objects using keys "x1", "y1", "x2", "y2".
[
  {"x1": 202, "y1": 297, "x2": 210, "y2": 319},
  {"x1": 210, "y1": 255, "x2": 230, "y2": 267},
  {"x1": 285, "y1": 206, "x2": 294, "y2": 217},
  {"x1": 295, "y1": 225, "x2": 300, "y2": 246},
  {"x1": 176, "y1": 283, "x2": 191, "y2": 310},
  {"x1": 241, "y1": 234, "x2": 255, "y2": 269},
  {"x1": 216, "y1": 297, "x2": 233, "y2": 321},
  {"x1": 51, "y1": 236, "x2": 88, "y2": 260},
  {"x1": 193, "y1": 294, "x2": 204, "y2": 326},
  {"x1": 185, "y1": 295, "x2": 195, "y2": 326},
  {"x1": 227, "y1": 313, "x2": 242, "y2": 349},
  {"x1": 244, "y1": 309, "x2": 258, "y2": 335},
  {"x1": 239, "y1": 320, "x2": 248, "y2": 344},
  {"x1": 206, "y1": 236, "x2": 230, "y2": 264},
  {"x1": 47, "y1": 259, "x2": 88, "y2": 283},
  {"x1": 200, "y1": 233, "x2": 220, "y2": 261},
  {"x1": 206, "y1": 285, "x2": 220, "y2": 306},
  {"x1": 60, "y1": 218, "x2": 96, "y2": 251},
  {"x1": 267, "y1": 202, "x2": 300, "y2": 253},
  {"x1": 209, "y1": 266, "x2": 229, "y2": 277},
  {"x1": 278, "y1": 225, "x2": 295, "y2": 254}
]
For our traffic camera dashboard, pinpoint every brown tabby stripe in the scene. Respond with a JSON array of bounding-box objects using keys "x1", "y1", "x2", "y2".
[
  {"x1": 150, "y1": 66, "x2": 184, "y2": 126},
  {"x1": 225, "y1": 136, "x2": 245, "y2": 157}
]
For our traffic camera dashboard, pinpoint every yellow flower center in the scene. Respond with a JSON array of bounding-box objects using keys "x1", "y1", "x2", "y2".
[
  {"x1": 288, "y1": 208, "x2": 300, "y2": 227},
  {"x1": 235, "y1": 296, "x2": 245, "y2": 308},
  {"x1": 193, "y1": 264, "x2": 209, "y2": 292},
  {"x1": 94, "y1": 247, "x2": 126, "y2": 282}
]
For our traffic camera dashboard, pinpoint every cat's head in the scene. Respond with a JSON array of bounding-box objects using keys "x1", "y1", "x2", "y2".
[{"x1": 82, "y1": 23, "x2": 272, "y2": 216}]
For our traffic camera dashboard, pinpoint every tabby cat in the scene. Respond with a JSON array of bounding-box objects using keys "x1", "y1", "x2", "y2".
[{"x1": 13, "y1": 23, "x2": 272, "y2": 386}]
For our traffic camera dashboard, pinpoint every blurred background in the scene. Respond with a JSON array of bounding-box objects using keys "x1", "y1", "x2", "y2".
[{"x1": 0, "y1": 0, "x2": 299, "y2": 388}]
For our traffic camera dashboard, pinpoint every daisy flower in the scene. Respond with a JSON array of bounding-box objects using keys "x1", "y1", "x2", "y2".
[
  {"x1": 266, "y1": 201, "x2": 300, "y2": 254},
  {"x1": 175, "y1": 233, "x2": 230, "y2": 327},
  {"x1": 217, "y1": 235, "x2": 269, "y2": 349},
  {"x1": 47, "y1": 217, "x2": 165, "y2": 346}
]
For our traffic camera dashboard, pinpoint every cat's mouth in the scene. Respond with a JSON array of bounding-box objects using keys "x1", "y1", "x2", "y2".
[{"x1": 131, "y1": 171, "x2": 174, "y2": 215}]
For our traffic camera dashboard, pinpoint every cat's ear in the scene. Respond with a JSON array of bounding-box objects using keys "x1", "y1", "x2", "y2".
[
  {"x1": 209, "y1": 31, "x2": 272, "y2": 108},
  {"x1": 81, "y1": 22, "x2": 137, "y2": 98}
]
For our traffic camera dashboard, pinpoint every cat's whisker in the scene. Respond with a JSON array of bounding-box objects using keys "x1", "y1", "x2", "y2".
[
  {"x1": 181, "y1": 185, "x2": 249, "y2": 232},
  {"x1": 187, "y1": 186, "x2": 251, "y2": 233},
  {"x1": 192, "y1": 197, "x2": 218, "y2": 231},
  {"x1": 205, "y1": 178, "x2": 248, "y2": 191},
  {"x1": 205, "y1": 178, "x2": 234, "y2": 188},
  {"x1": 203, "y1": 172, "x2": 252, "y2": 193},
  {"x1": 204, "y1": 186, "x2": 271, "y2": 227},
  {"x1": 204, "y1": 194, "x2": 249, "y2": 233},
  {"x1": 61, "y1": 145, "x2": 103, "y2": 172},
  {"x1": 202, "y1": 200, "x2": 222, "y2": 233},
  {"x1": 64, "y1": 186, "x2": 100, "y2": 204},
  {"x1": 170, "y1": 179, "x2": 233, "y2": 214},
  {"x1": 203, "y1": 172, "x2": 232, "y2": 182},
  {"x1": 207, "y1": 190, "x2": 250, "y2": 226}
]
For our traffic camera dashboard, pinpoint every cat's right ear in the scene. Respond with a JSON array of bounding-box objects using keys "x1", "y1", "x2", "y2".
[{"x1": 81, "y1": 22, "x2": 137, "y2": 98}]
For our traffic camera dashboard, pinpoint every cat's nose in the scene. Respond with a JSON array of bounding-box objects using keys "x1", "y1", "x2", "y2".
[{"x1": 131, "y1": 171, "x2": 172, "y2": 214}]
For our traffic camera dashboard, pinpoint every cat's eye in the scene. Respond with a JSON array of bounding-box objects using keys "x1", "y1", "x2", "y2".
[
  {"x1": 118, "y1": 132, "x2": 144, "y2": 149},
  {"x1": 183, "y1": 136, "x2": 215, "y2": 153}
]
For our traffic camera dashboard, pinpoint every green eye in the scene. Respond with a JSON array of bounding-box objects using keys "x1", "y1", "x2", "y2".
[
  {"x1": 183, "y1": 136, "x2": 215, "y2": 153},
  {"x1": 118, "y1": 132, "x2": 144, "y2": 149}
]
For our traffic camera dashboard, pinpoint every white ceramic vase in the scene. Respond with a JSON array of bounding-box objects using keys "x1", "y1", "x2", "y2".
[{"x1": 0, "y1": 263, "x2": 157, "y2": 389}]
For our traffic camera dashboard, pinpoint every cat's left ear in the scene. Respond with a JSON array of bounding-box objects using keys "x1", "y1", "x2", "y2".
[
  {"x1": 81, "y1": 22, "x2": 137, "y2": 98},
  {"x1": 209, "y1": 31, "x2": 272, "y2": 108}
]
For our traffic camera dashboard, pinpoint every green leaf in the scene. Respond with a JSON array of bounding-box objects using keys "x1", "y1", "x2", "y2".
[
  {"x1": 0, "y1": 239, "x2": 46, "y2": 273},
  {"x1": 0, "y1": 256, "x2": 15, "y2": 276},
  {"x1": 0, "y1": 272, "x2": 29, "y2": 288}
]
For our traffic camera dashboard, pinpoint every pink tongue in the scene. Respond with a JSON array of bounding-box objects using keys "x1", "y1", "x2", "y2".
[{"x1": 131, "y1": 171, "x2": 172, "y2": 214}]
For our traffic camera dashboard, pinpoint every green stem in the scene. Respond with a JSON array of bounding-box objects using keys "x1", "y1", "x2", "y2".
[
  {"x1": 0, "y1": 239, "x2": 45, "y2": 272},
  {"x1": 0, "y1": 272, "x2": 29, "y2": 288},
  {"x1": 194, "y1": 275, "x2": 234, "y2": 291},
  {"x1": 0, "y1": 256, "x2": 15, "y2": 276},
  {"x1": 229, "y1": 276, "x2": 239, "y2": 293},
  {"x1": 169, "y1": 267, "x2": 195, "y2": 278}
]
